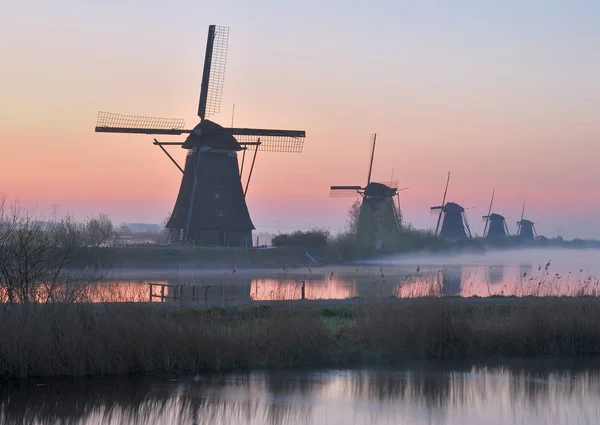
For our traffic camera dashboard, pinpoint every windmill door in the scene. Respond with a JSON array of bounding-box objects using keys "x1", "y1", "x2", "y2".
[{"x1": 217, "y1": 229, "x2": 226, "y2": 246}]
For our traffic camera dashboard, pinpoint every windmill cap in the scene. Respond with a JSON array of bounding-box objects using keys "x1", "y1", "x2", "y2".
[
  {"x1": 488, "y1": 213, "x2": 505, "y2": 220},
  {"x1": 364, "y1": 182, "x2": 397, "y2": 197},
  {"x1": 182, "y1": 120, "x2": 242, "y2": 150},
  {"x1": 444, "y1": 202, "x2": 465, "y2": 214}
]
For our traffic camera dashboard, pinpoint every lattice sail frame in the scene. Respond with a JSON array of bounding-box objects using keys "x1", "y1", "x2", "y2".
[
  {"x1": 205, "y1": 26, "x2": 229, "y2": 119},
  {"x1": 235, "y1": 134, "x2": 304, "y2": 153},
  {"x1": 329, "y1": 189, "x2": 364, "y2": 197},
  {"x1": 96, "y1": 112, "x2": 185, "y2": 132}
]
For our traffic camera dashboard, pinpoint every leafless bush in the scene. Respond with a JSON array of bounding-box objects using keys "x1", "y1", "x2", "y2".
[{"x1": 0, "y1": 197, "x2": 114, "y2": 303}]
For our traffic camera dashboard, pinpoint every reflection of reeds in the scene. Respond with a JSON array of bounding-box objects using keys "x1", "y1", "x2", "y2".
[
  {"x1": 395, "y1": 267, "x2": 600, "y2": 298},
  {"x1": 3, "y1": 366, "x2": 600, "y2": 425},
  {"x1": 250, "y1": 278, "x2": 357, "y2": 301}
]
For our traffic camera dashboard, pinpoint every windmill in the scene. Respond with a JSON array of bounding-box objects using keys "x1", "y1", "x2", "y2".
[
  {"x1": 516, "y1": 201, "x2": 537, "y2": 240},
  {"x1": 94, "y1": 25, "x2": 305, "y2": 247},
  {"x1": 329, "y1": 134, "x2": 407, "y2": 244},
  {"x1": 482, "y1": 189, "x2": 510, "y2": 238},
  {"x1": 430, "y1": 172, "x2": 472, "y2": 240}
]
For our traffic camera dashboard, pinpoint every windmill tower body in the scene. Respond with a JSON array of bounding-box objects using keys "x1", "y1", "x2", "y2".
[
  {"x1": 517, "y1": 219, "x2": 536, "y2": 240},
  {"x1": 481, "y1": 190, "x2": 509, "y2": 239},
  {"x1": 94, "y1": 25, "x2": 305, "y2": 247},
  {"x1": 361, "y1": 182, "x2": 399, "y2": 218},
  {"x1": 485, "y1": 213, "x2": 508, "y2": 238},
  {"x1": 166, "y1": 121, "x2": 254, "y2": 246},
  {"x1": 430, "y1": 172, "x2": 471, "y2": 240},
  {"x1": 515, "y1": 202, "x2": 537, "y2": 240},
  {"x1": 330, "y1": 135, "x2": 406, "y2": 248},
  {"x1": 438, "y1": 202, "x2": 470, "y2": 240}
]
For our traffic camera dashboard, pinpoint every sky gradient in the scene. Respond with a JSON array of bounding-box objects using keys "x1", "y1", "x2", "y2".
[{"x1": 1, "y1": 0, "x2": 599, "y2": 238}]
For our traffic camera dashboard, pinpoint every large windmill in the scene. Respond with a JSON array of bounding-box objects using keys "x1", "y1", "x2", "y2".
[
  {"x1": 482, "y1": 189, "x2": 510, "y2": 238},
  {"x1": 430, "y1": 172, "x2": 472, "y2": 240},
  {"x1": 94, "y1": 25, "x2": 305, "y2": 247},
  {"x1": 329, "y1": 134, "x2": 407, "y2": 244},
  {"x1": 516, "y1": 201, "x2": 537, "y2": 240}
]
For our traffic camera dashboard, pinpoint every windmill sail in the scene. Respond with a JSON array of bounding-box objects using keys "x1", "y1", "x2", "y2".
[
  {"x1": 434, "y1": 171, "x2": 451, "y2": 236},
  {"x1": 483, "y1": 189, "x2": 495, "y2": 237},
  {"x1": 198, "y1": 25, "x2": 229, "y2": 119},
  {"x1": 95, "y1": 112, "x2": 186, "y2": 135},
  {"x1": 367, "y1": 133, "x2": 377, "y2": 185}
]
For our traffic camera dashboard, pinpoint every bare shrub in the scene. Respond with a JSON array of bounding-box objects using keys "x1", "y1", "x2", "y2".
[{"x1": 0, "y1": 197, "x2": 113, "y2": 303}]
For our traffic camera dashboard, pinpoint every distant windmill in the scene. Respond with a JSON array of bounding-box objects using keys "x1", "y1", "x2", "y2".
[
  {"x1": 516, "y1": 201, "x2": 537, "y2": 240},
  {"x1": 330, "y1": 134, "x2": 407, "y2": 240},
  {"x1": 430, "y1": 171, "x2": 472, "y2": 240},
  {"x1": 94, "y1": 25, "x2": 306, "y2": 247},
  {"x1": 482, "y1": 189, "x2": 509, "y2": 238}
]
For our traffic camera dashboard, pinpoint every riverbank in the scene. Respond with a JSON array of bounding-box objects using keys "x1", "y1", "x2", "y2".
[
  {"x1": 74, "y1": 245, "x2": 325, "y2": 269},
  {"x1": 2, "y1": 297, "x2": 600, "y2": 379},
  {"x1": 71, "y1": 242, "x2": 600, "y2": 272}
]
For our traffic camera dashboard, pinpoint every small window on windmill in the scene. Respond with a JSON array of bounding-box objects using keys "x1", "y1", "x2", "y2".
[
  {"x1": 213, "y1": 191, "x2": 221, "y2": 199},
  {"x1": 217, "y1": 209, "x2": 224, "y2": 217}
]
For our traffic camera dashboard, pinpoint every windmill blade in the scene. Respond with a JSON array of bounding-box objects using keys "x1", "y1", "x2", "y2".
[
  {"x1": 198, "y1": 25, "x2": 229, "y2": 120},
  {"x1": 330, "y1": 186, "x2": 363, "y2": 197},
  {"x1": 520, "y1": 201, "x2": 526, "y2": 222},
  {"x1": 483, "y1": 189, "x2": 495, "y2": 237},
  {"x1": 430, "y1": 206, "x2": 444, "y2": 213},
  {"x1": 331, "y1": 185, "x2": 363, "y2": 190},
  {"x1": 329, "y1": 189, "x2": 363, "y2": 197},
  {"x1": 463, "y1": 212, "x2": 473, "y2": 238},
  {"x1": 95, "y1": 112, "x2": 187, "y2": 135},
  {"x1": 380, "y1": 181, "x2": 399, "y2": 189},
  {"x1": 434, "y1": 171, "x2": 451, "y2": 236},
  {"x1": 367, "y1": 133, "x2": 377, "y2": 185},
  {"x1": 235, "y1": 132, "x2": 305, "y2": 153}
]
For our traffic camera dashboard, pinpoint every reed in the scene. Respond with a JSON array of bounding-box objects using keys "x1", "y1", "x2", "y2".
[{"x1": 1, "y1": 298, "x2": 600, "y2": 379}]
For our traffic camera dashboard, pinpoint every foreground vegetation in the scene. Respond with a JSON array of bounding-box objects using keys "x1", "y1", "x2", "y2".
[{"x1": 2, "y1": 298, "x2": 600, "y2": 379}]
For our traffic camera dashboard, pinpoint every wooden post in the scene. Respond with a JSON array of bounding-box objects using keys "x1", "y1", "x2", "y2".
[
  {"x1": 160, "y1": 284, "x2": 165, "y2": 303},
  {"x1": 301, "y1": 281, "x2": 305, "y2": 300},
  {"x1": 149, "y1": 283, "x2": 153, "y2": 302}
]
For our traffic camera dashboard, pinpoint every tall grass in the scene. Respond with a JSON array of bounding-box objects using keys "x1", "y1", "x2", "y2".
[{"x1": 2, "y1": 299, "x2": 600, "y2": 379}]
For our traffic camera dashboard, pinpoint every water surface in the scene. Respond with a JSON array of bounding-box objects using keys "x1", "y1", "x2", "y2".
[
  {"x1": 3, "y1": 362, "x2": 600, "y2": 425},
  {"x1": 93, "y1": 248, "x2": 600, "y2": 302}
]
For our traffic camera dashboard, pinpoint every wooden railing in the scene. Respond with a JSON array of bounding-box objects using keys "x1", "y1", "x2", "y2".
[
  {"x1": 148, "y1": 282, "x2": 213, "y2": 303},
  {"x1": 148, "y1": 280, "x2": 307, "y2": 303}
]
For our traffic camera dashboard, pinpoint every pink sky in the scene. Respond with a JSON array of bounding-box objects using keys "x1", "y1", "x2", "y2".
[{"x1": 1, "y1": 1, "x2": 599, "y2": 239}]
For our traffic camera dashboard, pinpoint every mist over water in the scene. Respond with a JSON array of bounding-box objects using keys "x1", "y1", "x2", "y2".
[
  {"x1": 94, "y1": 248, "x2": 600, "y2": 302},
  {"x1": 366, "y1": 248, "x2": 600, "y2": 273}
]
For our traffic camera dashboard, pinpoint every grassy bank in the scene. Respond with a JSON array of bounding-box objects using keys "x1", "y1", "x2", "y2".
[
  {"x1": 69, "y1": 245, "x2": 323, "y2": 269},
  {"x1": 2, "y1": 298, "x2": 600, "y2": 379}
]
